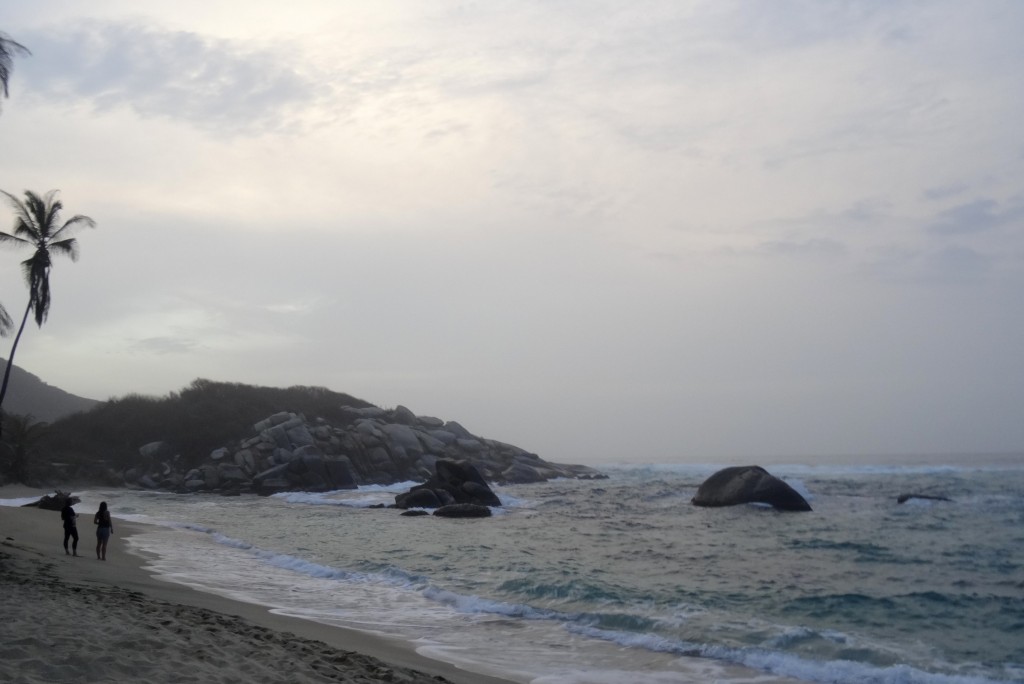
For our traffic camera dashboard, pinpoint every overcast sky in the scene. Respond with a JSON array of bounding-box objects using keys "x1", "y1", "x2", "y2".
[{"x1": 1, "y1": 1, "x2": 1022, "y2": 464}]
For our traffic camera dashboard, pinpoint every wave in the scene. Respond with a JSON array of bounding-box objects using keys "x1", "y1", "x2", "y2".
[{"x1": 568, "y1": 623, "x2": 1015, "y2": 684}]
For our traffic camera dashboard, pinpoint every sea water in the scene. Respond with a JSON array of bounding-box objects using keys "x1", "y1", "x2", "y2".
[{"x1": 5, "y1": 457, "x2": 1023, "y2": 684}]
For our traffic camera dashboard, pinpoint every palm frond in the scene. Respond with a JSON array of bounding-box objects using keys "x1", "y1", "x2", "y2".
[
  {"x1": 0, "y1": 302, "x2": 12, "y2": 336},
  {"x1": 50, "y1": 213, "x2": 97, "y2": 242},
  {"x1": 0, "y1": 231, "x2": 32, "y2": 248},
  {"x1": 0, "y1": 33, "x2": 31, "y2": 99},
  {"x1": 48, "y1": 237, "x2": 80, "y2": 261}
]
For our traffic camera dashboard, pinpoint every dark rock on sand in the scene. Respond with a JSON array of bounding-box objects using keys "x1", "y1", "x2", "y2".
[
  {"x1": 22, "y1": 490, "x2": 79, "y2": 511},
  {"x1": 692, "y1": 465, "x2": 812, "y2": 512}
]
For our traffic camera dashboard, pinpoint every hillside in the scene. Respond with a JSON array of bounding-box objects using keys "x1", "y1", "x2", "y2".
[
  {"x1": 3, "y1": 374, "x2": 603, "y2": 490},
  {"x1": 0, "y1": 358, "x2": 102, "y2": 422}
]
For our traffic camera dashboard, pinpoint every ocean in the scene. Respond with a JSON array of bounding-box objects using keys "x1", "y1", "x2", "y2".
[{"x1": 5, "y1": 457, "x2": 1023, "y2": 684}]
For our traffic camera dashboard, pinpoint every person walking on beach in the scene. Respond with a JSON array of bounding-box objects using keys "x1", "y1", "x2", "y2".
[
  {"x1": 60, "y1": 497, "x2": 79, "y2": 556},
  {"x1": 93, "y1": 501, "x2": 113, "y2": 560}
]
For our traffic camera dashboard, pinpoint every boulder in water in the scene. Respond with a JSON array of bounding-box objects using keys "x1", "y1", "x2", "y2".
[
  {"x1": 692, "y1": 465, "x2": 811, "y2": 511},
  {"x1": 395, "y1": 458, "x2": 501, "y2": 509}
]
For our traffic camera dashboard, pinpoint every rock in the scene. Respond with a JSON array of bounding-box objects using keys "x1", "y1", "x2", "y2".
[
  {"x1": 393, "y1": 405, "x2": 417, "y2": 425},
  {"x1": 692, "y1": 465, "x2": 811, "y2": 512},
  {"x1": 502, "y1": 462, "x2": 541, "y2": 483},
  {"x1": 444, "y1": 421, "x2": 473, "y2": 439},
  {"x1": 394, "y1": 459, "x2": 501, "y2": 509},
  {"x1": 217, "y1": 462, "x2": 249, "y2": 484},
  {"x1": 897, "y1": 493, "x2": 952, "y2": 504},
  {"x1": 342, "y1": 406, "x2": 387, "y2": 419},
  {"x1": 139, "y1": 441, "x2": 172, "y2": 460},
  {"x1": 324, "y1": 457, "x2": 357, "y2": 489},
  {"x1": 399, "y1": 488, "x2": 444, "y2": 509},
  {"x1": 401, "y1": 509, "x2": 430, "y2": 517},
  {"x1": 433, "y1": 503, "x2": 492, "y2": 518},
  {"x1": 456, "y1": 438, "x2": 483, "y2": 452},
  {"x1": 417, "y1": 415, "x2": 444, "y2": 428},
  {"x1": 125, "y1": 406, "x2": 604, "y2": 496},
  {"x1": 286, "y1": 423, "x2": 316, "y2": 447},
  {"x1": 23, "y1": 490, "x2": 78, "y2": 510}
]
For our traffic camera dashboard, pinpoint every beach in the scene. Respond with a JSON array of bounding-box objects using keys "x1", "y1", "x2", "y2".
[{"x1": 0, "y1": 486, "x2": 515, "y2": 684}]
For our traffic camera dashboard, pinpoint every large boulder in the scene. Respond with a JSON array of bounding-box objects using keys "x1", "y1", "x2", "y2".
[
  {"x1": 395, "y1": 459, "x2": 501, "y2": 509},
  {"x1": 692, "y1": 465, "x2": 811, "y2": 511}
]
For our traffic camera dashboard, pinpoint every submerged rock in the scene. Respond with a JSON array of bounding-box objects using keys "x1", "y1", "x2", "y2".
[
  {"x1": 692, "y1": 465, "x2": 812, "y2": 512},
  {"x1": 897, "y1": 493, "x2": 952, "y2": 504}
]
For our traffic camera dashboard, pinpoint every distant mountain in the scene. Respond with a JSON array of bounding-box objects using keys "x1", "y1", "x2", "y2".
[{"x1": 0, "y1": 358, "x2": 102, "y2": 423}]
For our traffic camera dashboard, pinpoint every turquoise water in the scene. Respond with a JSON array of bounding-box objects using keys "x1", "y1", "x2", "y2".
[{"x1": 7, "y1": 459, "x2": 1023, "y2": 683}]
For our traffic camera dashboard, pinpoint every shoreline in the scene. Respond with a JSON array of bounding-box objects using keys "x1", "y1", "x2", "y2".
[{"x1": 0, "y1": 486, "x2": 519, "y2": 684}]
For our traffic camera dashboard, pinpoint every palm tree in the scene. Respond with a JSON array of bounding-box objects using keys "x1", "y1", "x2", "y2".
[
  {"x1": 0, "y1": 32, "x2": 30, "y2": 108},
  {"x1": 0, "y1": 190, "x2": 95, "y2": 436},
  {"x1": 0, "y1": 303, "x2": 11, "y2": 336}
]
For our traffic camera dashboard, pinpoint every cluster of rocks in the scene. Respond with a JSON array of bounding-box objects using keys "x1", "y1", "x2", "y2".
[
  {"x1": 123, "y1": 405, "x2": 604, "y2": 495},
  {"x1": 394, "y1": 459, "x2": 503, "y2": 518}
]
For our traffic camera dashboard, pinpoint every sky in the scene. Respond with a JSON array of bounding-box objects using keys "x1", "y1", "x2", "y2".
[{"x1": 1, "y1": 1, "x2": 1022, "y2": 464}]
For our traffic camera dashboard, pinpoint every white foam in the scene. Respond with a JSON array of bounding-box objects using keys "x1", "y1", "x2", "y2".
[{"x1": 0, "y1": 496, "x2": 46, "y2": 507}]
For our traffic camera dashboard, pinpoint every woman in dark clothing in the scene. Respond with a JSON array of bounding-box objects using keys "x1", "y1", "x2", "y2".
[
  {"x1": 94, "y1": 501, "x2": 113, "y2": 560},
  {"x1": 61, "y1": 498, "x2": 79, "y2": 556}
]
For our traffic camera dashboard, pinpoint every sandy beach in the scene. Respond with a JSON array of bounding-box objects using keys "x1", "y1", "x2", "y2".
[{"x1": 0, "y1": 486, "x2": 517, "y2": 684}]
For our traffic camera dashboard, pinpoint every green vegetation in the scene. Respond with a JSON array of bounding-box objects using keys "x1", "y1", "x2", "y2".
[
  {"x1": 32, "y1": 378, "x2": 373, "y2": 482},
  {"x1": 0, "y1": 413, "x2": 47, "y2": 484}
]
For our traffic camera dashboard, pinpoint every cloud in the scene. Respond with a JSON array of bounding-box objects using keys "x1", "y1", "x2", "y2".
[
  {"x1": 129, "y1": 336, "x2": 202, "y2": 355},
  {"x1": 927, "y1": 198, "x2": 1024, "y2": 236},
  {"x1": 757, "y1": 238, "x2": 846, "y2": 259},
  {"x1": 923, "y1": 182, "x2": 970, "y2": 201},
  {"x1": 20, "y1": 21, "x2": 324, "y2": 135},
  {"x1": 923, "y1": 245, "x2": 991, "y2": 283},
  {"x1": 866, "y1": 244, "x2": 993, "y2": 284}
]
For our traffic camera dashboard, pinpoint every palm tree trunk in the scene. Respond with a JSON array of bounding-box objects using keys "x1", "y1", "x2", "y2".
[{"x1": 0, "y1": 298, "x2": 32, "y2": 438}]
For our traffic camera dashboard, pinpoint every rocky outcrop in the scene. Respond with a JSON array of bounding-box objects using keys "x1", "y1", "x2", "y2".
[
  {"x1": 122, "y1": 405, "x2": 605, "y2": 494},
  {"x1": 394, "y1": 459, "x2": 502, "y2": 509},
  {"x1": 22, "y1": 490, "x2": 79, "y2": 510},
  {"x1": 692, "y1": 465, "x2": 812, "y2": 512}
]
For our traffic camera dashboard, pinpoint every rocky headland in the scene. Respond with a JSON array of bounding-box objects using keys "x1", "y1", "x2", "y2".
[{"x1": 122, "y1": 404, "x2": 605, "y2": 495}]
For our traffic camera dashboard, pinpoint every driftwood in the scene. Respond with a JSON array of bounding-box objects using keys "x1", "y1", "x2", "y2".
[{"x1": 22, "y1": 490, "x2": 79, "y2": 511}]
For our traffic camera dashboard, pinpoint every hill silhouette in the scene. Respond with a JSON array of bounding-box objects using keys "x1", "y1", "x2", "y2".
[{"x1": 0, "y1": 358, "x2": 101, "y2": 422}]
